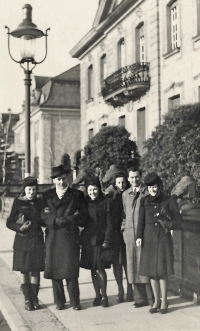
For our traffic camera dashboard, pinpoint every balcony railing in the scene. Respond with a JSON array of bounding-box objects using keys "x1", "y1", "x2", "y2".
[{"x1": 102, "y1": 62, "x2": 150, "y2": 107}]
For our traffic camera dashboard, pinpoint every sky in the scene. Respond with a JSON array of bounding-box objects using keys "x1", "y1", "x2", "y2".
[{"x1": 0, "y1": 0, "x2": 98, "y2": 114}]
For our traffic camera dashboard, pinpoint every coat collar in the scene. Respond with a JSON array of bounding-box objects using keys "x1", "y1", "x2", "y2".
[
  {"x1": 48, "y1": 187, "x2": 73, "y2": 207},
  {"x1": 128, "y1": 183, "x2": 146, "y2": 195}
]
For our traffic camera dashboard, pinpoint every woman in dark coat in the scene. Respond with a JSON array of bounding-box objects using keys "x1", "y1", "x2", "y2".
[
  {"x1": 136, "y1": 172, "x2": 182, "y2": 314},
  {"x1": 6, "y1": 177, "x2": 45, "y2": 311},
  {"x1": 107, "y1": 173, "x2": 133, "y2": 303},
  {"x1": 80, "y1": 177, "x2": 113, "y2": 307}
]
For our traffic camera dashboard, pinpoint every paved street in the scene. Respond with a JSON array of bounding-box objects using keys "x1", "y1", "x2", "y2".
[{"x1": 0, "y1": 217, "x2": 200, "y2": 331}]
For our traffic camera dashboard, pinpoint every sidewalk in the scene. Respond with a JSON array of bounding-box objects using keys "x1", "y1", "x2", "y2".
[{"x1": 0, "y1": 218, "x2": 200, "y2": 331}]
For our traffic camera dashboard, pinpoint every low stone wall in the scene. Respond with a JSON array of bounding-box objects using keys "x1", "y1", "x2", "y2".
[{"x1": 170, "y1": 213, "x2": 200, "y2": 302}]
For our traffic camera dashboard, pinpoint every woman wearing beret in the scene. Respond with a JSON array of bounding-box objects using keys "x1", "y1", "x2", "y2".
[
  {"x1": 6, "y1": 177, "x2": 45, "y2": 311},
  {"x1": 136, "y1": 172, "x2": 182, "y2": 314},
  {"x1": 80, "y1": 176, "x2": 113, "y2": 307}
]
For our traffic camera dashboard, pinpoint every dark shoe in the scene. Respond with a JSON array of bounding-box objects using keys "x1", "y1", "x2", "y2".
[
  {"x1": 21, "y1": 284, "x2": 33, "y2": 311},
  {"x1": 149, "y1": 300, "x2": 161, "y2": 314},
  {"x1": 31, "y1": 284, "x2": 40, "y2": 310},
  {"x1": 93, "y1": 295, "x2": 102, "y2": 306},
  {"x1": 133, "y1": 302, "x2": 148, "y2": 308},
  {"x1": 25, "y1": 300, "x2": 34, "y2": 311},
  {"x1": 116, "y1": 294, "x2": 124, "y2": 303},
  {"x1": 159, "y1": 302, "x2": 168, "y2": 314},
  {"x1": 126, "y1": 286, "x2": 133, "y2": 302},
  {"x1": 73, "y1": 304, "x2": 81, "y2": 310},
  {"x1": 101, "y1": 297, "x2": 108, "y2": 307},
  {"x1": 56, "y1": 303, "x2": 64, "y2": 310},
  {"x1": 33, "y1": 300, "x2": 40, "y2": 310}
]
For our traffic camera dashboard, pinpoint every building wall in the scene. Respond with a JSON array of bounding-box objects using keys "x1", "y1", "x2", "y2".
[
  {"x1": 13, "y1": 109, "x2": 80, "y2": 184},
  {"x1": 160, "y1": 0, "x2": 200, "y2": 116},
  {"x1": 80, "y1": 0, "x2": 160, "y2": 154},
  {"x1": 79, "y1": 0, "x2": 200, "y2": 155}
]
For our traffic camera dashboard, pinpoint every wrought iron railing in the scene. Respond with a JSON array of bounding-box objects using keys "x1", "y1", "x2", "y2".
[{"x1": 102, "y1": 62, "x2": 150, "y2": 98}]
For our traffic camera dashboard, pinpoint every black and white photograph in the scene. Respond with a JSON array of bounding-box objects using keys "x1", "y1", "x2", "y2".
[{"x1": 0, "y1": 0, "x2": 200, "y2": 330}]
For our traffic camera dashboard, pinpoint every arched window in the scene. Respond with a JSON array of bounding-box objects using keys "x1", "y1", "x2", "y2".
[
  {"x1": 117, "y1": 38, "x2": 125, "y2": 69},
  {"x1": 136, "y1": 22, "x2": 145, "y2": 62},
  {"x1": 88, "y1": 64, "x2": 93, "y2": 100},
  {"x1": 100, "y1": 54, "x2": 106, "y2": 88}
]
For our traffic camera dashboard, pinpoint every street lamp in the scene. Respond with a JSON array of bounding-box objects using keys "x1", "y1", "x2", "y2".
[{"x1": 5, "y1": 4, "x2": 50, "y2": 177}]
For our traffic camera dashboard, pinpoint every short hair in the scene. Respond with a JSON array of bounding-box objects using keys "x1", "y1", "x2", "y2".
[
  {"x1": 127, "y1": 167, "x2": 142, "y2": 177},
  {"x1": 111, "y1": 172, "x2": 126, "y2": 187}
]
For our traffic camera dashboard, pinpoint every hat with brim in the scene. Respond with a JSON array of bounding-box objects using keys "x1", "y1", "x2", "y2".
[
  {"x1": 102, "y1": 164, "x2": 121, "y2": 183},
  {"x1": 23, "y1": 176, "x2": 37, "y2": 187},
  {"x1": 51, "y1": 165, "x2": 71, "y2": 179},
  {"x1": 144, "y1": 172, "x2": 162, "y2": 186}
]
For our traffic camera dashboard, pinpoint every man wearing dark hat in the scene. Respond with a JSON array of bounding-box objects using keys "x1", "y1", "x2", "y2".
[
  {"x1": 41, "y1": 165, "x2": 87, "y2": 310},
  {"x1": 121, "y1": 167, "x2": 153, "y2": 308}
]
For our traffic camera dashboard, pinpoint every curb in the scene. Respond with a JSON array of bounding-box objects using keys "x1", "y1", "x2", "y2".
[
  {"x1": 0, "y1": 285, "x2": 31, "y2": 331},
  {"x1": 0, "y1": 258, "x2": 68, "y2": 331}
]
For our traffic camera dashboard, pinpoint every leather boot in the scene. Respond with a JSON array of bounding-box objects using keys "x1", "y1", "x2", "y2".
[
  {"x1": 21, "y1": 283, "x2": 34, "y2": 311},
  {"x1": 31, "y1": 284, "x2": 40, "y2": 310}
]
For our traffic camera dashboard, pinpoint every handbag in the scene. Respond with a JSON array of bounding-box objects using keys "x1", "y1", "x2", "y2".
[{"x1": 100, "y1": 247, "x2": 113, "y2": 265}]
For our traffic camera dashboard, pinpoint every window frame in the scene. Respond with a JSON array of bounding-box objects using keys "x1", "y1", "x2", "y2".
[{"x1": 87, "y1": 64, "x2": 93, "y2": 100}]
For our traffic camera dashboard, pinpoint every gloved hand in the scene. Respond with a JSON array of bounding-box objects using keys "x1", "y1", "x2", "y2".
[
  {"x1": 19, "y1": 221, "x2": 32, "y2": 233},
  {"x1": 157, "y1": 218, "x2": 172, "y2": 233},
  {"x1": 55, "y1": 217, "x2": 67, "y2": 228},
  {"x1": 16, "y1": 214, "x2": 25, "y2": 226},
  {"x1": 102, "y1": 242, "x2": 109, "y2": 249}
]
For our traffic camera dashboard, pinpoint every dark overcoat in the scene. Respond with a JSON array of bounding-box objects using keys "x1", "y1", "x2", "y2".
[
  {"x1": 41, "y1": 187, "x2": 87, "y2": 280},
  {"x1": 80, "y1": 196, "x2": 113, "y2": 270},
  {"x1": 107, "y1": 189, "x2": 126, "y2": 265},
  {"x1": 122, "y1": 185, "x2": 149, "y2": 284},
  {"x1": 6, "y1": 196, "x2": 45, "y2": 272},
  {"x1": 137, "y1": 194, "x2": 182, "y2": 277}
]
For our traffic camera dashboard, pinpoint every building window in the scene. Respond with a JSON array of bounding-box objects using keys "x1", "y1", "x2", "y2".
[
  {"x1": 118, "y1": 115, "x2": 125, "y2": 127},
  {"x1": 88, "y1": 65, "x2": 93, "y2": 100},
  {"x1": 197, "y1": 0, "x2": 200, "y2": 35},
  {"x1": 137, "y1": 108, "x2": 146, "y2": 155},
  {"x1": 136, "y1": 23, "x2": 145, "y2": 62},
  {"x1": 88, "y1": 128, "x2": 93, "y2": 140},
  {"x1": 118, "y1": 38, "x2": 125, "y2": 69},
  {"x1": 21, "y1": 159, "x2": 25, "y2": 179},
  {"x1": 34, "y1": 157, "x2": 39, "y2": 178},
  {"x1": 167, "y1": 1, "x2": 180, "y2": 51},
  {"x1": 101, "y1": 123, "x2": 107, "y2": 128},
  {"x1": 168, "y1": 94, "x2": 180, "y2": 111},
  {"x1": 100, "y1": 54, "x2": 106, "y2": 89},
  {"x1": 34, "y1": 120, "x2": 39, "y2": 142}
]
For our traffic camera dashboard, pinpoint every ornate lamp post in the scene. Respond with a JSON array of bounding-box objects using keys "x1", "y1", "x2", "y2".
[{"x1": 5, "y1": 4, "x2": 50, "y2": 177}]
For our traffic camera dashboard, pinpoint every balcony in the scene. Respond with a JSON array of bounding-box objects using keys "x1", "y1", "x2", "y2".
[{"x1": 102, "y1": 62, "x2": 150, "y2": 108}]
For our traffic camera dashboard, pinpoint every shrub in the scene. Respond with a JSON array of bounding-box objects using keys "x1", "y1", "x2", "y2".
[
  {"x1": 141, "y1": 103, "x2": 200, "y2": 192},
  {"x1": 82, "y1": 126, "x2": 140, "y2": 176}
]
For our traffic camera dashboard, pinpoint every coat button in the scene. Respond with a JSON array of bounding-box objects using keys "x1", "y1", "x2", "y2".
[
  {"x1": 154, "y1": 206, "x2": 157, "y2": 208},
  {"x1": 155, "y1": 222, "x2": 158, "y2": 226}
]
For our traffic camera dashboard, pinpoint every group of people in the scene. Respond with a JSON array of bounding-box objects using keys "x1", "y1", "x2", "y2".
[{"x1": 6, "y1": 163, "x2": 182, "y2": 315}]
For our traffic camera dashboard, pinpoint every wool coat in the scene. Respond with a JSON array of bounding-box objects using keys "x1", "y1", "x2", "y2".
[
  {"x1": 122, "y1": 185, "x2": 149, "y2": 284},
  {"x1": 107, "y1": 189, "x2": 126, "y2": 265},
  {"x1": 80, "y1": 195, "x2": 113, "y2": 270},
  {"x1": 41, "y1": 187, "x2": 87, "y2": 280},
  {"x1": 6, "y1": 196, "x2": 45, "y2": 272},
  {"x1": 137, "y1": 193, "x2": 182, "y2": 277}
]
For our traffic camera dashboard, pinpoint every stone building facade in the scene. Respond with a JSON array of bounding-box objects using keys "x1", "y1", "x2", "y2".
[
  {"x1": 70, "y1": 0, "x2": 200, "y2": 155},
  {"x1": 13, "y1": 65, "x2": 80, "y2": 183}
]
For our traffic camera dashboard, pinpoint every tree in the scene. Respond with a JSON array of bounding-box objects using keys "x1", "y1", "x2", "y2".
[
  {"x1": 141, "y1": 103, "x2": 200, "y2": 192},
  {"x1": 82, "y1": 126, "x2": 140, "y2": 176}
]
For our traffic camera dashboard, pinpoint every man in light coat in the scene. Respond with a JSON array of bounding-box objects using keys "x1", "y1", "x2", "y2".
[{"x1": 122, "y1": 167, "x2": 153, "y2": 307}]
